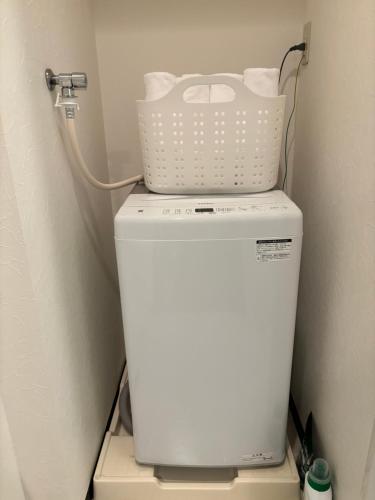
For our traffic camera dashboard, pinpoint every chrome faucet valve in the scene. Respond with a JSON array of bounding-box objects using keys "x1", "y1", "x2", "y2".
[{"x1": 45, "y1": 68, "x2": 88, "y2": 118}]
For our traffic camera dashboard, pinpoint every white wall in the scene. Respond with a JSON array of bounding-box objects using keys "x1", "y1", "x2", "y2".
[
  {"x1": 0, "y1": 398, "x2": 25, "y2": 500},
  {"x1": 0, "y1": 1, "x2": 124, "y2": 499},
  {"x1": 291, "y1": 1, "x2": 375, "y2": 499},
  {"x1": 93, "y1": 0, "x2": 305, "y2": 210}
]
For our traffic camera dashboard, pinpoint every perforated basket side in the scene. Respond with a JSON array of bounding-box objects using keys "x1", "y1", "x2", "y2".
[{"x1": 137, "y1": 75, "x2": 286, "y2": 194}]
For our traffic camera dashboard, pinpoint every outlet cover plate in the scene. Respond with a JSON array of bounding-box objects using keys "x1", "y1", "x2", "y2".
[{"x1": 303, "y1": 22, "x2": 312, "y2": 65}]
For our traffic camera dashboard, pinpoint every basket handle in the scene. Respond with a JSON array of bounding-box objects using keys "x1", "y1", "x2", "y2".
[{"x1": 153, "y1": 75, "x2": 278, "y2": 105}]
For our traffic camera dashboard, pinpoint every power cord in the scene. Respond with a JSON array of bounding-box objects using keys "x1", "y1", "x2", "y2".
[
  {"x1": 279, "y1": 42, "x2": 306, "y2": 191},
  {"x1": 282, "y1": 55, "x2": 304, "y2": 191},
  {"x1": 279, "y1": 43, "x2": 306, "y2": 84}
]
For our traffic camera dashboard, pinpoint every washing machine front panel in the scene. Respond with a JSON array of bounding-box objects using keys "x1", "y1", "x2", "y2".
[{"x1": 115, "y1": 190, "x2": 302, "y2": 467}]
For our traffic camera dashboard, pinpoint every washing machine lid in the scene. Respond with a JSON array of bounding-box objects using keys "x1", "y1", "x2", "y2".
[{"x1": 115, "y1": 190, "x2": 302, "y2": 241}]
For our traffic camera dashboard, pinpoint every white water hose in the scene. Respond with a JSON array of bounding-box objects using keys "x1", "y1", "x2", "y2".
[{"x1": 65, "y1": 117, "x2": 143, "y2": 190}]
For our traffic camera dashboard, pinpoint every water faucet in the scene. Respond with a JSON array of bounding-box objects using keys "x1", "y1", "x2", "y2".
[{"x1": 45, "y1": 68, "x2": 88, "y2": 118}]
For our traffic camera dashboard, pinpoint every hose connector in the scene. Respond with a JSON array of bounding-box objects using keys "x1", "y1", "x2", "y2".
[{"x1": 45, "y1": 68, "x2": 88, "y2": 119}]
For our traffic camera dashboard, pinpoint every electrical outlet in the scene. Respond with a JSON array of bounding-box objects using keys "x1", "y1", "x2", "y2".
[{"x1": 302, "y1": 22, "x2": 312, "y2": 65}]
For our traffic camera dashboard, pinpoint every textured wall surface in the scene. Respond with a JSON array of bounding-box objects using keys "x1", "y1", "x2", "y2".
[
  {"x1": 0, "y1": 1, "x2": 124, "y2": 499},
  {"x1": 291, "y1": 1, "x2": 375, "y2": 499},
  {"x1": 0, "y1": 398, "x2": 25, "y2": 500},
  {"x1": 93, "y1": 0, "x2": 305, "y2": 211}
]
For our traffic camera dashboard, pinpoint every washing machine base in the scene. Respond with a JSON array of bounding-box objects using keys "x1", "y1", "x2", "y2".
[{"x1": 93, "y1": 376, "x2": 301, "y2": 500}]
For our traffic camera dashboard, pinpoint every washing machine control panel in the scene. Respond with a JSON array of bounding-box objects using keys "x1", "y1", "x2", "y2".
[
  {"x1": 122, "y1": 191, "x2": 298, "y2": 219},
  {"x1": 155, "y1": 204, "x2": 290, "y2": 216}
]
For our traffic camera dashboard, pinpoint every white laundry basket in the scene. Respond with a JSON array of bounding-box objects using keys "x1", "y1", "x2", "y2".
[{"x1": 137, "y1": 75, "x2": 286, "y2": 194}]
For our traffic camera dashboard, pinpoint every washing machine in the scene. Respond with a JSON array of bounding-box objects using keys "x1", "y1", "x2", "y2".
[{"x1": 115, "y1": 188, "x2": 302, "y2": 467}]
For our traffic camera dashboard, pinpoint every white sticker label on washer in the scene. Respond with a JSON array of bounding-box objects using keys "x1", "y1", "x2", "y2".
[{"x1": 256, "y1": 239, "x2": 292, "y2": 262}]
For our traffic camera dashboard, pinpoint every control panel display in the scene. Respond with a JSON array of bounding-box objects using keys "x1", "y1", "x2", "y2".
[{"x1": 195, "y1": 208, "x2": 214, "y2": 213}]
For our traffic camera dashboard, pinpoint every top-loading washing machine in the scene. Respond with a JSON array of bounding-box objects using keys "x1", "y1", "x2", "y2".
[{"x1": 115, "y1": 188, "x2": 302, "y2": 468}]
